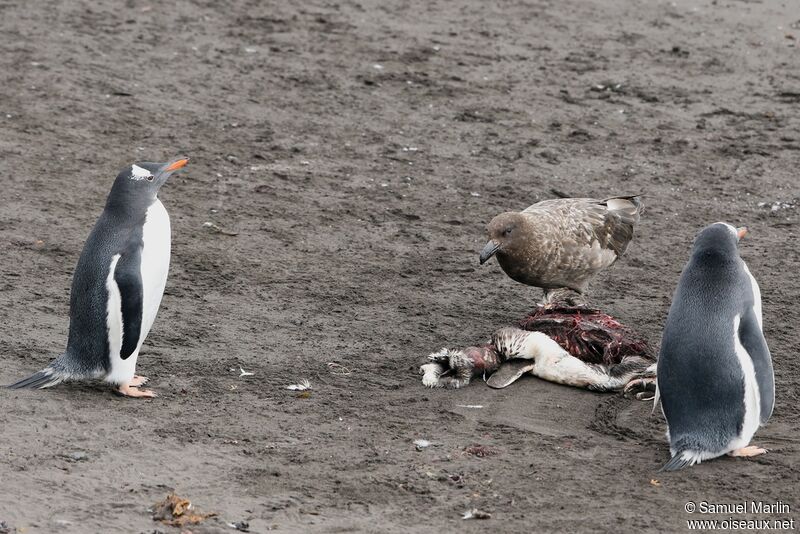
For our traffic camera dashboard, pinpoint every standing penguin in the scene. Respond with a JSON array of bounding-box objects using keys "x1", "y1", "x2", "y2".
[
  {"x1": 7, "y1": 158, "x2": 188, "y2": 398},
  {"x1": 657, "y1": 222, "x2": 774, "y2": 470}
]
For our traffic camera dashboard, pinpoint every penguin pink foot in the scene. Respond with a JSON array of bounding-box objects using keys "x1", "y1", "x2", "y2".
[
  {"x1": 130, "y1": 375, "x2": 149, "y2": 387},
  {"x1": 117, "y1": 383, "x2": 157, "y2": 398},
  {"x1": 728, "y1": 446, "x2": 768, "y2": 458},
  {"x1": 623, "y1": 376, "x2": 657, "y2": 400}
]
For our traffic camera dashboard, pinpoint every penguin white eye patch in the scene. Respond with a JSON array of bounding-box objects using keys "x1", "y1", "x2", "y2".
[{"x1": 130, "y1": 164, "x2": 154, "y2": 181}]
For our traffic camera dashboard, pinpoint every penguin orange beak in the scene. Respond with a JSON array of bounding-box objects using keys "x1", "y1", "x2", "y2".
[
  {"x1": 164, "y1": 158, "x2": 189, "y2": 172},
  {"x1": 737, "y1": 226, "x2": 748, "y2": 239}
]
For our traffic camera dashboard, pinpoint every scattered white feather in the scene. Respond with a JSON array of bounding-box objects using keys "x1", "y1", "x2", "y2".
[
  {"x1": 286, "y1": 379, "x2": 311, "y2": 391},
  {"x1": 413, "y1": 439, "x2": 431, "y2": 450},
  {"x1": 203, "y1": 221, "x2": 239, "y2": 236},
  {"x1": 456, "y1": 405, "x2": 484, "y2": 409},
  {"x1": 462, "y1": 509, "x2": 491, "y2": 520},
  {"x1": 327, "y1": 362, "x2": 352, "y2": 375},
  {"x1": 239, "y1": 367, "x2": 254, "y2": 378}
]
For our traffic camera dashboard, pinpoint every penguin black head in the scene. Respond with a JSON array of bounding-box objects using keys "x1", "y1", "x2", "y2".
[
  {"x1": 692, "y1": 222, "x2": 748, "y2": 258},
  {"x1": 106, "y1": 158, "x2": 188, "y2": 213}
]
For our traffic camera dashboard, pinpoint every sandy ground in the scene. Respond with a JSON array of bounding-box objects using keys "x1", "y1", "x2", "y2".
[{"x1": 1, "y1": 0, "x2": 799, "y2": 532}]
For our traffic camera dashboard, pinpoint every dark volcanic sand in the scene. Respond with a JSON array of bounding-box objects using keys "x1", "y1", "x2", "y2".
[{"x1": 1, "y1": 0, "x2": 799, "y2": 532}]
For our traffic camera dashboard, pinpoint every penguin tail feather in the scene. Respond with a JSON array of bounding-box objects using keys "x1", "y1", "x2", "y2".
[
  {"x1": 6, "y1": 367, "x2": 65, "y2": 389},
  {"x1": 660, "y1": 452, "x2": 692, "y2": 472}
]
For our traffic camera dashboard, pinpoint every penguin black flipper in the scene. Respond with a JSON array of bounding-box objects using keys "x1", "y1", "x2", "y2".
[
  {"x1": 113, "y1": 251, "x2": 144, "y2": 360},
  {"x1": 738, "y1": 307, "x2": 775, "y2": 423}
]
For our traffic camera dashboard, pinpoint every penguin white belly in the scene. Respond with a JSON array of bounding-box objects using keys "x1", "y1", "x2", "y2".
[
  {"x1": 138, "y1": 199, "x2": 171, "y2": 341},
  {"x1": 726, "y1": 314, "x2": 762, "y2": 452},
  {"x1": 105, "y1": 199, "x2": 171, "y2": 384},
  {"x1": 742, "y1": 261, "x2": 763, "y2": 330},
  {"x1": 105, "y1": 255, "x2": 125, "y2": 379}
]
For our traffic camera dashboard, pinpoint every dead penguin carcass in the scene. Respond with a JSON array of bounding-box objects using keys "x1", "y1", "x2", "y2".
[{"x1": 421, "y1": 306, "x2": 656, "y2": 397}]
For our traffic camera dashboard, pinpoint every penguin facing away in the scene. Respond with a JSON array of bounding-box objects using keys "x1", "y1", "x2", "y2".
[
  {"x1": 657, "y1": 222, "x2": 774, "y2": 470},
  {"x1": 7, "y1": 158, "x2": 188, "y2": 398}
]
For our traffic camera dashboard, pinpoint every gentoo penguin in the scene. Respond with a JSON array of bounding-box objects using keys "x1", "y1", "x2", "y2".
[
  {"x1": 657, "y1": 222, "x2": 774, "y2": 471},
  {"x1": 479, "y1": 196, "x2": 642, "y2": 304},
  {"x1": 7, "y1": 158, "x2": 188, "y2": 398}
]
